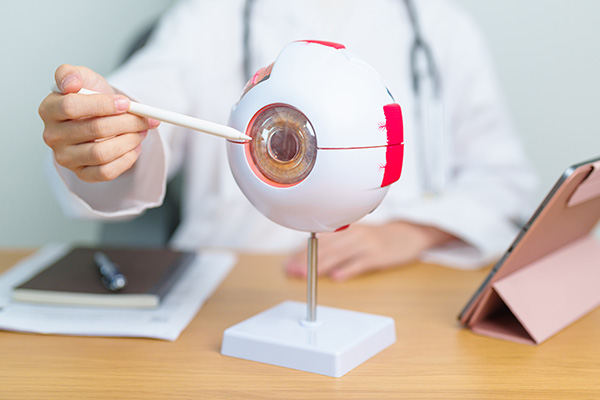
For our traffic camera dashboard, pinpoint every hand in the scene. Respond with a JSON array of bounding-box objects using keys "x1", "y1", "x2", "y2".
[
  {"x1": 39, "y1": 64, "x2": 160, "y2": 182},
  {"x1": 284, "y1": 222, "x2": 455, "y2": 282}
]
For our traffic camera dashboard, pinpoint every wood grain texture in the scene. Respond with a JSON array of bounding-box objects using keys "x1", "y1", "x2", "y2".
[{"x1": 0, "y1": 249, "x2": 598, "y2": 399}]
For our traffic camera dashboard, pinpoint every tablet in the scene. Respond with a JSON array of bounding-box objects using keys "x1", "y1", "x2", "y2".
[{"x1": 458, "y1": 156, "x2": 600, "y2": 344}]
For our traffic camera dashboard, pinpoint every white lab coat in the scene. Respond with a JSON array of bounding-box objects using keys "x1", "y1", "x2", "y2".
[{"x1": 47, "y1": 0, "x2": 537, "y2": 269}]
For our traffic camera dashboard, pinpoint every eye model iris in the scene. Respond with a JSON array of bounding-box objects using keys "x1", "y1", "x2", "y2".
[{"x1": 248, "y1": 104, "x2": 317, "y2": 186}]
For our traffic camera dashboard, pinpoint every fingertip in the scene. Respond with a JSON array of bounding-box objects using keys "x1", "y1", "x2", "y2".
[
  {"x1": 283, "y1": 259, "x2": 305, "y2": 277},
  {"x1": 55, "y1": 65, "x2": 81, "y2": 94},
  {"x1": 286, "y1": 268, "x2": 306, "y2": 278},
  {"x1": 330, "y1": 271, "x2": 349, "y2": 282},
  {"x1": 114, "y1": 96, "x2": 130, "y2": 113},
  {"x1": 148, "y1": 118, "x2": 161, "y2": 128},
  {"x1": 329, "y1": 265, "x2": 361, "y2": 282},
  {"x1": 60, "y1": 74, "x2": 81, "y2": 93}
]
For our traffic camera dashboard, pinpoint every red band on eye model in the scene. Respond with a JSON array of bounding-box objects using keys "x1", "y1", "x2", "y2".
[
  {"x1": 380, "y1": 104, "x2": 404, "y2": 187},
  {"x1": 334, "y1": 224, "x2": 350, "y2": 232},
  {"x1": 298, "y1": 40, "x2": 346, "y2": 49}
]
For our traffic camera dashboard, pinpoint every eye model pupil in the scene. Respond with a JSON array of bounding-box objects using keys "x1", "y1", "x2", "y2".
[{"x1": 267, "y1": 129, "x2": 299, "y2": 162}]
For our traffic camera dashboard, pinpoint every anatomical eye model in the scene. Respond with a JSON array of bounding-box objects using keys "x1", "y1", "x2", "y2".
[
  {"x1": 223, "y1": 40, "x2": 404, "y2": 377},
  {"x1": 228, "y1": 40, "x2": 404, "y2": 233}
]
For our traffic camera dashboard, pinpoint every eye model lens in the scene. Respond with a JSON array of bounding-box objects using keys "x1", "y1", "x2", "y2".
[
  {"x1": 247, "y1": 105, "x2": 317, "y2": 186},
  {"x1": 267, "y1": 129, "x2": 299, "y2": 162}
]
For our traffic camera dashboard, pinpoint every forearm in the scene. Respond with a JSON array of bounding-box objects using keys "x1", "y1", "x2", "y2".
[{"x1": 407, "y1": 222, "x2": 457, "y2": 252}]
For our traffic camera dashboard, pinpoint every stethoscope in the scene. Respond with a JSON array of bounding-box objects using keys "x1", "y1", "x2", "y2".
[{"x1": 242, "y1": 0, "x2": 445, "y2": 197}]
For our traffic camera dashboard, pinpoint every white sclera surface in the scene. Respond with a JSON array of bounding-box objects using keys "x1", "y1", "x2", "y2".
[{"x1": 227, "y1": 143, "x2": 389, "y2": 232}]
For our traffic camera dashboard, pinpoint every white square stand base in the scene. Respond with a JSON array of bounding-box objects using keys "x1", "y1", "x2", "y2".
[{"x1": 221, "y1": 301, "x2": 396, "y2": 377}]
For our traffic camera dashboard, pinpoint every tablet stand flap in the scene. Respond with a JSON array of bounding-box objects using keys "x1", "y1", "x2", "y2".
[
  {"x1": 468, "y1": 288, "x2": 536, "y2": 345},
  {"x1": 568, "y1": 161, "x2": 600, "y2": 207},
  {"x1": 489, "y1": 235, "x2": 600, "y2": 344}
]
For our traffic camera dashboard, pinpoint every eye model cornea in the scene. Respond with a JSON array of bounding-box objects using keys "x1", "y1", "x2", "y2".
[{"x1": 246, "y1": 104, "x2": 317, "y2": 187}]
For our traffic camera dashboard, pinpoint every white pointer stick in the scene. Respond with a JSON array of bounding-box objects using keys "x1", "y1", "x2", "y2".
[{"x1": 51, "y1": 84, "x2": 251, "y2": 141}]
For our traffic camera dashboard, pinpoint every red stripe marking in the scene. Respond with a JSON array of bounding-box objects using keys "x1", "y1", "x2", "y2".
[
  {"x1": 334, "y1": 224, "x2": 350, "y2": 232},
  {"x1": 297, "y1": 40, "x2": 345, "y2": 49},
  {"x1": 381, "y1": 104, "x2": 404, "y2": 187}
]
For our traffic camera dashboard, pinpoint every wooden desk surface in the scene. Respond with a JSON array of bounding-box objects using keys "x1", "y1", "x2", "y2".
[{"x1": 0, "y1": 250, "x2": 598, "y2": 399}]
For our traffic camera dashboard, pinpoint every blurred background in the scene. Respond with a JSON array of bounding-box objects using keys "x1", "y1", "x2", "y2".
[{"x1": 1, "y1": 0, "x2": 599, "y2": 247}]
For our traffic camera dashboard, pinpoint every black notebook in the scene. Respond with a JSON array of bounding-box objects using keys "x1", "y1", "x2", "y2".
[{"x1": 12, "y1": 247, "x2": 195, "y2": 308}]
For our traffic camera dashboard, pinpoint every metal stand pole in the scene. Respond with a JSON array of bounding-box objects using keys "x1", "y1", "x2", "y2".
[{"x1": 306, "y1": 232, "x2": 318, "y2": 322}]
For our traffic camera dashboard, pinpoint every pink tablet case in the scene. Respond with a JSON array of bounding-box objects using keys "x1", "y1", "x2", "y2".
[{"x1": 460, "y1": 160, "x2": 600, "y2": 344}]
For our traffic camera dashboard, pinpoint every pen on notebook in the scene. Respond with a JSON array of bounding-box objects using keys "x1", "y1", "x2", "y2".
[
  {"x1": 50, "y1": 84, "x2": 252, "y2": 141},
  {"x1": 93, "y1": 252, "x2": 127, "y2": 292}
]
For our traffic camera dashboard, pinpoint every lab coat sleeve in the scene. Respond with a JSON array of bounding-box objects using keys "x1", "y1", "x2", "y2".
[
  {"x1": 46, "y1": 1, "x2": 196, "y2": 220},
  {"x1": 387, "y1": 5, "x2": 538, "y2": 269}
]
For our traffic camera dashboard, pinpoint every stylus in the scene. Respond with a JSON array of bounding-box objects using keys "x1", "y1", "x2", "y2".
[{"x1": 50, "y1": 84, "x2": 252, "y2": 141}]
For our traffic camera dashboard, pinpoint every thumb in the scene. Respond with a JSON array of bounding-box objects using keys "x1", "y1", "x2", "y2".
[{"x1": 54, "y1": 64, "x2": 114, "y2": 95}]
